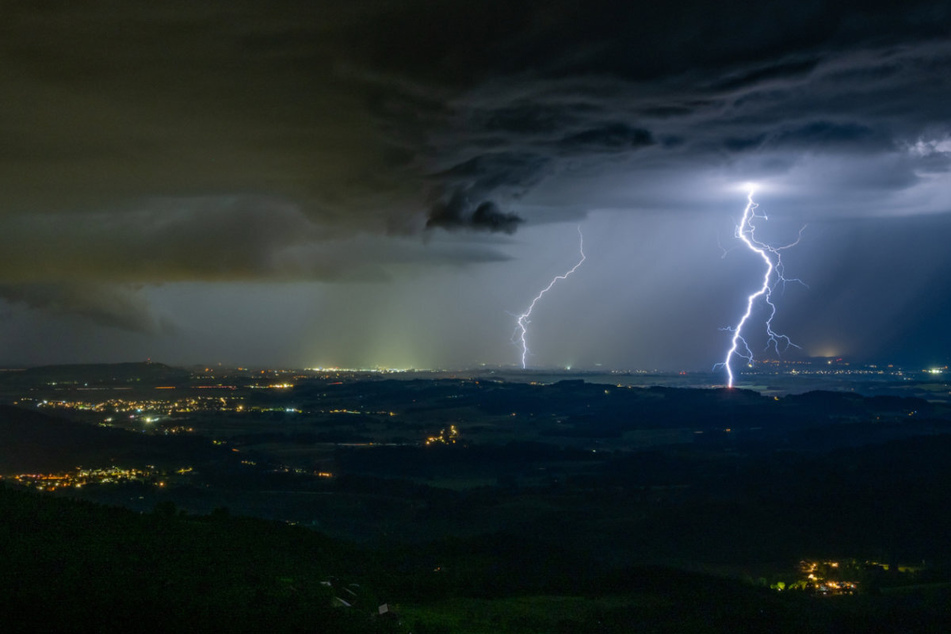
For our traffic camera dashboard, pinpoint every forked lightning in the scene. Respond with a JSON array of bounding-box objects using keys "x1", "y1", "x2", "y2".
[
  {"x1": 718, "y1": 189, "x2": 804, "y2": 387},
  {"x1": 515, "y1": 226, "x2": 586, "y2": 369}
]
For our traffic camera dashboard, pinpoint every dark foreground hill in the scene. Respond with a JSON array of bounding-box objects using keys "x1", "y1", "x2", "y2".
[
  {"x1": 0, "y1": 485, "x2": 389, "y2": 633},
  {"x1": 3, "y1": 485, "x2": 951, "y2": 633},
  {"x1": 0, "y1": 404, "x2": 229, "y2": 473}
]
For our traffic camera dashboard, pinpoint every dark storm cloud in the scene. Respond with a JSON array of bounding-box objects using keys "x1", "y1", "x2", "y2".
[
  {"x1": 4, "y1": 0, "x2": 948, "y2": 227},
  {"x1": 0, "y1": 197, "x2": 518, "y2": 284},
  {"x1": 434, "y1": 153, "x2": 551, "y2": 192},
  {"x1": 1, "y1": 0, "x2": 950, "y2": 338},
  {"x1": 558, "y1": 124, "x2": 654, "y2": 152},
  {"x1": 479, "y1": 105, "x2": 584, "y2": 135},
  {"x1": 707, "y1": 58, "x2": 822, "y2": 93},
  {"x1": 0, "y1": 283, "x2": 175, "y2": 335},
  {"x1": 0, "y1": 196, "x2": 516, "y2": 330},
  {"x1": 426, "y1": 195, "x2": 523, "y2": 234},
  {"x1": 0, "y1": 198, "x2": 322, "y2": 283},
  {"x1": 423, "y1": 152, "x2": 548, "y2": 232},
  {"x1": 723, "y1": 122, "x2": 891, "y2": 153}
]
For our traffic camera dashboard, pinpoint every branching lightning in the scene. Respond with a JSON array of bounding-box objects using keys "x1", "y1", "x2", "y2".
[
  {"x1": 515, "y1": 226, "x2": 586, "y2": 369},
  {"x1": 717, "y1": 189, "x2": 804, "y2": 388}
]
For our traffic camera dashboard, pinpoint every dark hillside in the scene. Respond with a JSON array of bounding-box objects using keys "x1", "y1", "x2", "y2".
[
  {"x1": 0, "y1": 404, "x2": 227, "y2": 472},
  {"x1": 0, "y1": 486, "x2": 387, "y2": 633}
]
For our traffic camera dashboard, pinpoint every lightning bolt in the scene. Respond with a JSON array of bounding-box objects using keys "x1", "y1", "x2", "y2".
[
  {"x1": 717, "y1": 189, "x2": 804, "y2": 388},
  {"x1": 515, "y1": 226, "x2": 586, "y2": 369}
]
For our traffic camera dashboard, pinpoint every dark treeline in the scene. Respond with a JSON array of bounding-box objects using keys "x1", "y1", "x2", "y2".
[{"x1": 3, "y1": 484, "x2": 951, "y2": 633}]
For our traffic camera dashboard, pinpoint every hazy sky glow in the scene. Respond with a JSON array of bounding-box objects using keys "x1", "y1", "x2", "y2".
[{"x1": 2, "y1": 1, "x2": 950, "y2": 370}]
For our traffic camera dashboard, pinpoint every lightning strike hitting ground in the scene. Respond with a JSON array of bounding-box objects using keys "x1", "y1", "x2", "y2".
[
  {"x1": 515, "y1": 226, "x2": 586, "y2": 369},
  {"x1": 718, "y1": 190, "x2": 804, "y2": 387}
]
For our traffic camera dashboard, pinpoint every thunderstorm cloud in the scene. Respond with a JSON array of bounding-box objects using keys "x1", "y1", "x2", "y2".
[{"x1": 1, "y1": 0, "x2": 950, "y2": 366}]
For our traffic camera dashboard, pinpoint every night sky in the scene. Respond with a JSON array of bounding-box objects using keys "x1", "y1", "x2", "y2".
[{"x1": 2, "y1": 1, "x2": 950, "y2": 371}]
